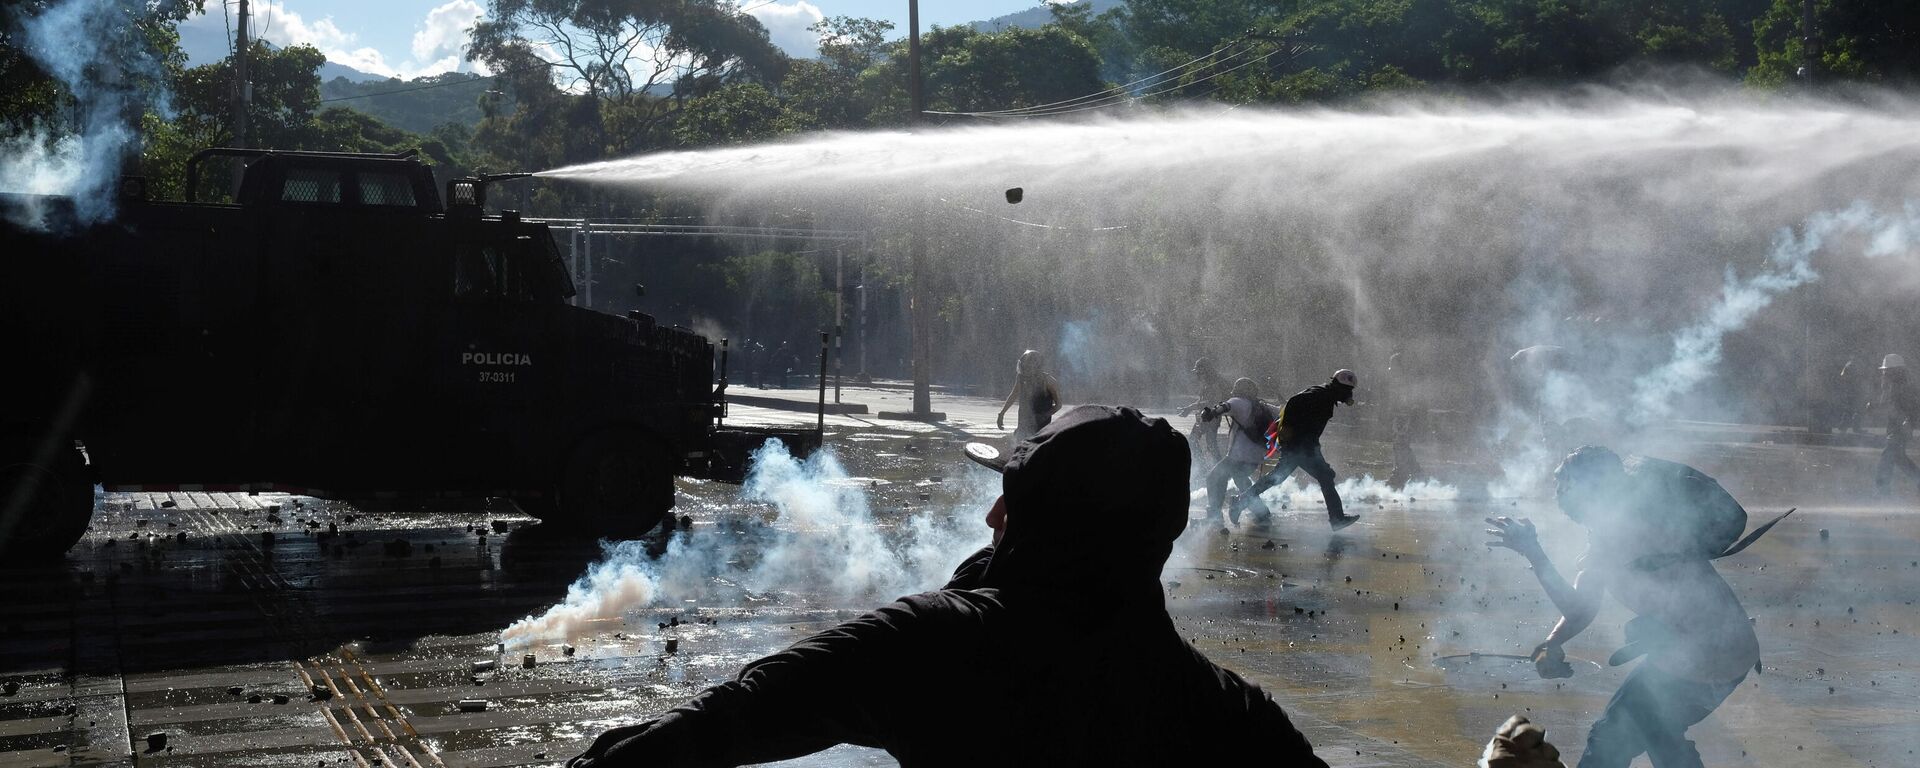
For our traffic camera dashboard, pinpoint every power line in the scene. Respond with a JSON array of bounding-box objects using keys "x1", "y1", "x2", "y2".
[
  {"x1": 925, "y1": 34, "x2": 1255, "y2": 118},
  {"x1": 972, "y1": 44, "x2": 1263, "y2": 118},
  {"x1": 1012, "y1": 45, "x2": 1293, "y2": 118},
  {"x1": 932, "y1": 42, "x2": 1296, "y2": 119},
  {"x1": 968, "y1": 37, "x2": 1254, "y2": 116}
]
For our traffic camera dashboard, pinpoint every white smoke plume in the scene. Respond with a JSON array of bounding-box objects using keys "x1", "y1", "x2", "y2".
[
  {"x1": 1629, "y1": 201, "x2": 1920, "y2": 424},
  {"x1": 1, "y1": 0, "x2": 171, "y2": 229},
  {"x1": 500, "y1": 442, "x2": 992, "y2": 649},
  {"x1": 1487, "y1": 199, "x2": 1920, "y2": 497}
]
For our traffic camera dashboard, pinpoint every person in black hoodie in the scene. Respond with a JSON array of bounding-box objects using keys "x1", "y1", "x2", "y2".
[
  {"x1": 1236, "y1": 370, "x2": 1363, "y2": 530},
  {"x1": 567, "y1": 405, "x2": 1328, "y2": 767}
]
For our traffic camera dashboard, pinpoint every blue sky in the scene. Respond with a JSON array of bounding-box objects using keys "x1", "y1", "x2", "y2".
[{"x1": 179, "y1": 0, "x2": 1072, "y2": 79}]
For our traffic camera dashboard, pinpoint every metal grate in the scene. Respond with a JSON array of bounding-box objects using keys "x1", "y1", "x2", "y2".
[
  {"x1": 358, "y1": 172, "x2": 417, "y2": 207},
  {"x1": 281, "y1": 169, "x2": 343, "y2": 203}
]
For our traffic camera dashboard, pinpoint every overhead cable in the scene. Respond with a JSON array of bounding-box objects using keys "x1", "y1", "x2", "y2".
[
  {"x1": 931, "y1": 42, "x2": 1293, "y2": 119},
  {"x1": 924, "y1": 34, "x2": 1257, "y2": 118}
]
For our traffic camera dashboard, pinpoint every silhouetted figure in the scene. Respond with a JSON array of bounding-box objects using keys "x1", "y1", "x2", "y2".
[
  {"x1": 1871, "y1": 354, "x2": 1920, "y2": 494},
  {"x1": 567, "y1": 406, "x2": 1330, "y2": 767},
  {"x1": 1487, "y1": 447, "x2": 1775, "y2": 768},
  {"x1": 996, "y1": 349, "x2": 1061, "y2": 443},
  {"x1": 1383, "y1": 352, "x2": 1426, "y2": 488},
  {"x1": 1237, "y1": 370, "x2": 1362, "y2": 530},
  {"x1": 1200, "y1": 377, "x2": 1276, "y2": 526},
  {"x1": 1178, "y1": 357, "x2": 1232, "y2": 465}
]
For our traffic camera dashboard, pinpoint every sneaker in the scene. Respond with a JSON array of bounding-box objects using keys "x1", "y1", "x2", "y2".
[{"x1": 1328, "y1": 514, "x2": 1361, "y2": 531}]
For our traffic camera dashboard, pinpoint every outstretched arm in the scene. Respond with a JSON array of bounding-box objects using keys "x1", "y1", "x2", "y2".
[
  {"x1": 1486, "y1": 517, "x2": 1604, "y2": 644},
  {"x1": 569, "y1": 601, "x2": 937, "y2": 767}
]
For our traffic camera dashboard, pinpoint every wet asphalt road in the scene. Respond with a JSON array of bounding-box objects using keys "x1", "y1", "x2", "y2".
[{"x1": 3, "y1": 385, "x2": 1918, "y2": 767}]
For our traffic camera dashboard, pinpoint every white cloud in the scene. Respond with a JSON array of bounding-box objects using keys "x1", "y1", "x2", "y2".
[
  {"x1": 183, "y1": 0, "x2": 487, "y2": 80},
  {"x1": 250, "y1": 0, "x2": 355, "y2": 51},
  {"x1": 746, "y1": 0, "x2": 825, "y2": 58},
  {"x1": 411, "y1": 0, "x2": 485, "y2": 63}
]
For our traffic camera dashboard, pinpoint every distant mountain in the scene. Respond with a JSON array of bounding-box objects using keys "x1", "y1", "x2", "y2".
[
  {"x1": 976, "y1": 0, "x2": 1126, "y2": 32},
  {"x1": 319, "y1": 72, "x2": 497, "y2": 133},
  {"x1": 318, "y1": 61, "x2": 388, "y2": 83}
]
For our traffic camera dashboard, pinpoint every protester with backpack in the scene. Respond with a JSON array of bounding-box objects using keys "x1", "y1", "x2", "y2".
[
  {"x1": 1235, "y1": 370, "x2": 1363, "y2": 530},
  {"x1": 1486, "y1": 446, "x2": 1790, "y2": 768},
  {"x1": 1199, "y1": 378, "x2": 1277, "y2": 526}
]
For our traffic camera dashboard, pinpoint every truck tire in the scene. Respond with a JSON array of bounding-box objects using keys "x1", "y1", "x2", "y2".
[
  {"x1": 0, "y1": 441, "x2": 94, "y2": 562},
  {"x1": 524, "y1": 432, "x2": 674, "y2": 536}
]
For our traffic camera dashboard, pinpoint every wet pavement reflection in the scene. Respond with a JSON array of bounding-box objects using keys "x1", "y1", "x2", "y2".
[{"x1": 3, "y1": 393, "x2": 1917, "y2": 767}]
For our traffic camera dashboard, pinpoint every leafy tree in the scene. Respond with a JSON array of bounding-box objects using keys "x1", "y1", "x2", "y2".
[
  {"x1": 673, "y1": 81, "x2": 787, "y2": 146},
  {"x1": 1751, "y1": 0, "x2": 1920, "y2": 84},
  {"x1": 849, "y1": 24, "x2": 1108, "y2": 120},
  {"x1": 169, "y1": 41, "x2": 326, "y2": 147},
  {"x1": 776, "y1": 17, "x2": 891, "y2": 130},
  {"x1": 468, "y1": 0, "x2": 787, "y2": 157},
  {"x1": 0, "y1": 0, "x2": 198, "y2": 137},
  {"x1": 145, "y1": 41, "x2": 469, "y2": 199}
]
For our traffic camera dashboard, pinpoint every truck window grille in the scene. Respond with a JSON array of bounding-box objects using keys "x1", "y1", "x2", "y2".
[
  {"x1": 282, "y1": 169, "x2": 343, "y2": 203},
  {"x1": 359, "y1": 172, "x2": 418, "y2": 207}
]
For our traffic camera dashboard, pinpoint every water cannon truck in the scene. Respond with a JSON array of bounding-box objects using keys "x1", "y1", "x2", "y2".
[{"x1": 0, "y1": 148, "x2": 816, "y2": 560}]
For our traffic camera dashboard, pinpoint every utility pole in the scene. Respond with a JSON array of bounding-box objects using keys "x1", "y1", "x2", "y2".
[
  {"x1": 232, "y1": 0, "x2": 250, "y2": 149},
  {"x1": 906, "y1": 0, "x2": 935, "y2": 418}
]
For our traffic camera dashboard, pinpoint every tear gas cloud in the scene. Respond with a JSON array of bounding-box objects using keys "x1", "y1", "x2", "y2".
[
  {"x1": 0, "y1": 0, "x2": 171, "y2": 230},
  {"x1": 500, "y1": 442, "x2": 994, "y2": 649}
]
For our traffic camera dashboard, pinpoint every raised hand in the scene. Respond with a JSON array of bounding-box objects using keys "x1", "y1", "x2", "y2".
[{"x1": 1485, "y1": 516, "x2": 1544, "y2": 560}]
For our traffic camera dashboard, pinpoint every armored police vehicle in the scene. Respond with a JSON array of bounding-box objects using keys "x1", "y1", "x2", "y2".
[{"x1": 0, "y1": 148, "x2": 814, "y2": 560}]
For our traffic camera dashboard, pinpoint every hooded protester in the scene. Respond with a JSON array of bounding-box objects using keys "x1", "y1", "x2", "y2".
[
  {"x1": 1236, "y1": 371, "x2": 1363, "y2": 530},
  {"x1": 1486, "y1": 446, "x2": 1778, "y2": 768},
  {"x1": 1199, "y1": 377, "x2": 1278, "y2": 526},
  {"x1": 567, "y1": 406, "x2": 1327, "y2": 767}
]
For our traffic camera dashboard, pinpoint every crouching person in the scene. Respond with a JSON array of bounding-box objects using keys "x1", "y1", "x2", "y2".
[
  {"x1": 1487, "y1": 446, "x2": 1785, "y2": 768},
  {"x1": 569, "y1": 405, "x2": 1327, "y2": 767}
]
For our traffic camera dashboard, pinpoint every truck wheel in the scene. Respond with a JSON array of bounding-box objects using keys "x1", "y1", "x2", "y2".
[
  {"x1": 0, "y1": 442, "x2": 94, "y2": 562},
  {"x1": 530, "y1": 433, "x2": 673, "y2": 536}
]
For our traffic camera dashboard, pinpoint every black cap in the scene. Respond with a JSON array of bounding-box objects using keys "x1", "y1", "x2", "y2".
[{"x1": 981, "y1": 405, "x2": 1192, "y2": 590}]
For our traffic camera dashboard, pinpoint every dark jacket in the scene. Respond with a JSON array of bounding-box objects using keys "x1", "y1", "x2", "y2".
[
  {"x1": 568, "y1": 406, "x2": 1327, "y2": 768},
  {"x1": 1275, "y1": 383, "x2": 1353, "y2": 449}
]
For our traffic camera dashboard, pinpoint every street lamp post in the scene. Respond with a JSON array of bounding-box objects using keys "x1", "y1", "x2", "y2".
[{"x1": 907, "y1": 0, "x2": 934, "y2": 417}]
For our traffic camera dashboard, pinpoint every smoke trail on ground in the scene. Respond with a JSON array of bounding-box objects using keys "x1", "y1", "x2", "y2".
[
  {"x1": 0, "y1": 0, "x2": 171, "y2": 229},
  {"x1": 500, "y1": 442, "x2": 992, "y2": 649},
  {"x1": 1258, "y1": 475, "x2": 1461, "y2": 509}
]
